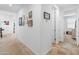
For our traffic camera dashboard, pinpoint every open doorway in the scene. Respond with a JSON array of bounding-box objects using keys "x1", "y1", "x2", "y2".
[{"x1": 64, "y1": 10, "x2": 77, "y2": 45}]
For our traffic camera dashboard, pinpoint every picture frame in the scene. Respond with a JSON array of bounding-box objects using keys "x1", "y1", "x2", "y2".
[
  {"x1": 44, "y1": 12, "x2": 50, "y2": 20},
  {"x1": 19, "y1": 17, "x2": 22, "y2": 26},
  {"x1": 28, "y1": 11, "x2": 32, "y2": 19},
  {"x1": 27, "y1": 11, "x2": 33, "y2": 27},
  {"x1": 4, "y1": 21, "x2": 9, "y2": 25},
  {"x1": 22, "y1": 15, "x2": 25, "y2": 25},
  {"x1": 19, "y1": 15, "x2": 26, "y2": 26},
  {"x1": 27, "y1": 20, "x2": 33, "y2": 27}
]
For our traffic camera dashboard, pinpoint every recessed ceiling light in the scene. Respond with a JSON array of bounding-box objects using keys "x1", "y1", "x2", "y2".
[{"x1": 9, "y1": 4, "x2": 12, "y2": 7}]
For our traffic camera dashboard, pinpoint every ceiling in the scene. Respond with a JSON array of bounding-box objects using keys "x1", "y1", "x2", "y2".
[
  {"x1": 57, "y1": 4, "x2": 79, "y2": 11},
  {"x1": 0, "y1": 4, "x2": 79, "y2": 13},
  {"x1": 0, "y1": 4, "x2": 29, "y2": 13}
]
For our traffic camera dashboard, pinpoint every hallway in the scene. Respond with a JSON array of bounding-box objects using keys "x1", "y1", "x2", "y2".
[
  {"x1": 0, "y1": 33, "x2": 33, "y2": 55},
  {"x1": 0, "y1": 4, "x2": 78, "y2": 55}
]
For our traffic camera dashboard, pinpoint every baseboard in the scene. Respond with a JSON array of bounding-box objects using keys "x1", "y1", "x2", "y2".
[
  {"x1": 16, "y1": 38, "x2": 53, "y2": 55},
  {"x1": 40, "y1": 47, "x2": 52, "y2": 55},
  {"x1": 16, "y1": 39, "x2": 40, "y2": 55}
]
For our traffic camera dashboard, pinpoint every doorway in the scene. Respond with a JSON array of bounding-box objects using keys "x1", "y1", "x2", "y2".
[{"x1": 64, "y1": 10, "x2": 77, "y2": 45}]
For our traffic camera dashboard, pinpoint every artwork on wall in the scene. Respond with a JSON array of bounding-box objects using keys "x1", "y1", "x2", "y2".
[
  {"x1": 44, "y1": 12, "x2": 50, "y2": 20},
  {"x1": 27, "y1": 20, "x2": 33, "y2": 27},
  {"x1": 27, "y1": 11, "x2": 33, "y2": 27},
  {"x1": 19, "y1": 17, "x2": 22, "y2": 26},
  {"x1": 28, "y1": 11, "x2": 32, "y2": 19},
  {"x1": 22, "y1": 15, "x2": 25, "y2": 25},
  {"x1": 13, "y1": 22, "x2": 15, "y2": 33},
  {"x1": 4, "y1": 21, "x2": 9, "y2": 25},
  {"x1": 19, "y1": 16, "x2": 25, "y2": 26}
]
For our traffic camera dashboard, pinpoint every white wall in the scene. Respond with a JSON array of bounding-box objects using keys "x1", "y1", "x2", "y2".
[
  {"x1": 59, "y1": 9, "x2": 65, "y2": 42},
  {"x1": 15, "y1": 4, "x2": 55, "y2": 55},
  {"x1": 0, "y1": 10, "x2": 16, "y2": 34},
  {"x1": 15, "y1": 5, "x2": 41, "y2": 54},
  {"x1": 56, "y1": 6, "x2": 65, "y2": 42},
  {"x1": 16, "y1": 4, "x2": 55, "y2": 54},
  {"x1": 76, "y1": 8, "x2": 79, "y2": 46},
  {"x1": 40, "y1": 4, "x2": 54, "y2": 54},
  {"x1": 64, "y1": 17, "x2": 67, "y2": 34}
]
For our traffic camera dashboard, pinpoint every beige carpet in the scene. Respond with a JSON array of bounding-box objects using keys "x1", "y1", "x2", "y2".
[
  {"x1": 0, "y1": 33, "x2": 33, "y2": 55},
  {"x1": 48, "y1": 35, "x2": 79, "y2": 55}
]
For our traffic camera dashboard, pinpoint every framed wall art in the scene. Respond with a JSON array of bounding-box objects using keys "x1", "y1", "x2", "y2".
[
  {"x1": 28, "y1": 11, "x2": 32, "y2": 19},
  {"x1": 19, "y1": 16, "x2": 25, "y2": 26},
  {"x1": 19, "y1": 17, "x2": 23, "y2": 26},
  {"x1": 44, "y1": 12, "x2": 50, "y2": 20},
  {"x1": 4, "y1": 21, "x2": 9, "y2": 25},
  {"x1": 27, "y1": 11, "x2": 33, "y2": 27},
  {"x1": 22, "y1": 15, "x2": 25, "y2": 25},
  {"x1": 27, "y1": 20, "x2": 33, "y2": 27}
]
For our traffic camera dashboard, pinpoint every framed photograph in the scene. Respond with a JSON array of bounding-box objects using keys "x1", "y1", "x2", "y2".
[
  {"x1": 22, "y1": 15, "x2": 25, "y2": 25},
  {"x1": 28, "y1": 11, "x2": 32, "y2": 19},
  {"x1": 44, "y1": 12, "x2": 50, "y2": 20},
  {"x1": 27, "y1": 11, "x2": 33, "y2": 27},
  {"x1": 19, "y1": 15, "x2": 26, "y2": 26},
  {"x1": 4, "y1": 21, "x2": 9, "y2": 25},
  {"x1": 27, "y1": 20, "x2": 33, "y2": 27},
  {"x1": 19, "y1": 17, "x2": 22, "y2": 26}
]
